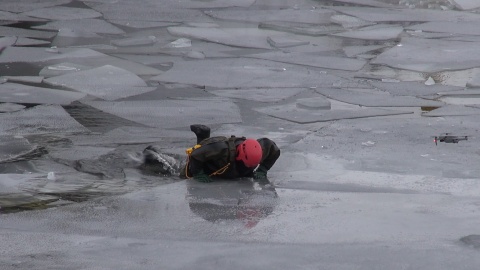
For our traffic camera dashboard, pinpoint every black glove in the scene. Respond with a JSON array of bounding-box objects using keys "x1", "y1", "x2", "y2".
[
  {"x1": 253, "y1": 165, "x2": 268, "y2": 180},
  {"x1": 193, "y1": 171, "x2": 213, "y2": 183}
]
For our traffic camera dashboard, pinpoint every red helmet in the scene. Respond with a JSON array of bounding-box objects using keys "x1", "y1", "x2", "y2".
[{"x1": 236, "y1": 139, "x2": 262, "y2": 168}]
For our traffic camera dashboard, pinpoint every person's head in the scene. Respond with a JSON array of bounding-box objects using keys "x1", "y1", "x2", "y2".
[{"x1": 236, "y1": 139, "x2": 262, "y2": 168}]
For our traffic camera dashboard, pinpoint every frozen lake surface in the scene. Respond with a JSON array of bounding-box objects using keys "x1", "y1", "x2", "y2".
[{"x1": 1, "y1": 0, "x2": 480, "y2": 269}]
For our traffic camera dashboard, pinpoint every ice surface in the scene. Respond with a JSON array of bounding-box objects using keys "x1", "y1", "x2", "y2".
[
  {"x1": 209, "y1": 88, "x2": 306, "y2": 102},
  {"x1": 14, "y1": 37, "x2": 51, "y2": 46},
  {"x1": 332, "y1": 24, "x2": 403, "y2": 40},
  {"x1": 205, "y1": 9, "x2": 335, "y2": 24},
  {"x1": 109, "y1": 20, "x2": 179, "y2": 29},
  {"x1": 316, "y1": 88, "x2": 444, "y2": 107},
  {"x1": 150, "y1": 58, "x2": 353, "y2": 89},
  {"x1": 343, "y1": 45, "x2": 386, "y2": 57},
  {"x1": 248, "y1": 51, "x2": 367, "y2": 71},
  {"x1": 466, "y1": 70, "x2": 480, "y2": 87},
  {"x1": 329, "y1": 6, "x2": 480, "y2": 22},
  {"x1": 0, "y1": 10, "x2": 46, "y2": 23},
  {"x1": 33, "y1": 18, "x2": 125, "y2": 35},
  {"x1": 330, "y1": 14, "x2": 376, "y2": 29},
  {"x1": 82, "y1": 99, "x2": 242, "y2": 128},
  {"x1": 0, "y1": 105, "x2": 89, "y2": 135},
  {"x1": 0, "y1": 0, "x2": 71, "y2": 13},
  {"x1": 266, "y1": 36, "x2": 309, "y2": 48},
  {"x1": 0, "y1": 83, "x2": 86, "y2": 105},
  {"x1": 48, "y1": 146, "x2": 115, "y2": 162},
  {"x1": 44, "y1": 65, "x2": 155, "y2": 101},
  {"x1": 255, "y1": 104, "x2": 413, "y2": 123},
  {"x1": 296, "y1": 97, "x2": 331, "y2": 110},
  {"x1": 422, "y1": 105, "x2": 480, "y2": 116},
  {"x1": 368, "y1": 81, "x2": 464, "y2": 96},
  {"x1": 259, "y1": 21, "x2": 344, "y2": 36},
  {"x1": 0, "y1": 26, "x2": 56, "y2": 39},
  {"x1": 407, "y1": 21, "x2": 480, "y2": 36},
  {"x1": 23, "y1": 7, "x2": 102, "y2": 20},
  {"x1": 38, "y1": 62, "x2": 92, "y2": 77},
  {"x1": 111, "y1": 36, "x2": 157, "y2": 47},
  {"x1": 167, "y1": 26, "x2": 282, "y2": 49},
  {"x1": 450, "y1": 0, "x2": 480, "y2": 10},
  {"x1": 328, "y1": 0, "x2": 397, "y2": 8},
  {"x1": 2, "y1": 76, "x2": 43, "y2": 84},
  {"x1": 0, "y1": 103, "x2": 25, "y2": 113},
  {"x1": 0, "y1": 136, "x2": 44, "y2": 163},
  {"x1": 371, "y1": 37, "x2": 480, "y2": 73}
]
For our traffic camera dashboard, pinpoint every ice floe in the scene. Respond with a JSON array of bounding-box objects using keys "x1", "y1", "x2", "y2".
[
  {"x1": 247, "y1": 51, "x2": 367, "y2": 71},
  {"x1": 81, "y1": 99, "x2": 242, "y2": 128},
  {"x1": 422, "y1": 105, "x2": 480, "y2": 116},
  {"x1": 39, "y1": 62, "x2": 92, "y2": 77},
  {"x1": 368, "y1": 81, "x2": 463, "y2": 96},
  {"x1": 316, "y1": 88, "x2": 444, "y2": 107},
  {"x1": 33, "y1": 18, "x2": 125, "y2": 35},
  {"x1": 0, "y1": 105, "x2": 89, "y2": 135},
  {"x1": 371, "y1": 37, "x2": 480, "y2": 73},
  {"x1": 44, "y1": 65, "x2": 155, "y2": 101},
  {"x1": 0, "y1": 83, "x2": 86, "y2": 105},
  {"x1": 0, "y1": 103, "x2": 25, "y2": 113},
  {"x1": 259, "y1": 21, "x2": 344, "y2": 36},
  {"x1": 331, "y1": 24, "x2": 403, "y2": 41},
  {"x1": 406, "y1": 21, "x2": 480, "y2": 36},
  {"x1": 296, "y1": 97, "x2": 331, "y2": 110},
  {"x1": 343, "y1": 45, "x2": 386, "y2": 57},
  {"x1": 205, "y1": 9, "x2": 335, "y2": 24},
  {"x1": 0, "y1": 26, "x2": 56, "y2": 40},
  {"x1": 0, "y1": 0, "x2": 71, "y2": 13},
  {"x1": 2, "y1": 76, "x2": 43, "y2": 84},
  {"x1": 150, "y1": 58, "x2": 352, "y2": 89},
  {"x1": 255, "y1": 103, "x2": 413, "y2": 124},
  {"x1": 449, "y1": 0, "x2": 480, "y2": 10},
  {"x1": 23, "y1": 6, "x2": 102, "y2": 20},
  {"x1": 209, "y1": 88, "x2": 307, "y2": 102}
]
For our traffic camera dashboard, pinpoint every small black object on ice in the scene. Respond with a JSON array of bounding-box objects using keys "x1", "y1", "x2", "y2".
[{"x1": 432, "y1": 133, "x2": 469, "y2": 145}]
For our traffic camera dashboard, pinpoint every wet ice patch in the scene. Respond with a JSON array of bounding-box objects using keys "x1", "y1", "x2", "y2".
[
  {"x1": 0, "y1": 83, "x2": 86, "y2": 105},
  {"x1": 247, "y1": 51, "x2": 366, "y2": 71},
  {"x1": 33, "y1": 18, "x2": 125, "y2": 35},
  {"x1": 460, "y1": 235, "x2": 480, "y2": 248},
  {"x1": 316, "y1": 88, "x2": 444, "y2": 107},
  {"x1": 296, "y1": 97, "x2": 331, "y2": 110},
  {"x1": 0, "y1": 105, "x2": 89, "y2": 135},
  {"x1": 82, "y1": 99, "x2": 242, "y2": 129},
  {"x1": 23, "y1": 6, "x2": 102, "y2": 20},
  {"x1": 369, "y1": 81, "x2": 463, "y2": 96},
  {"x1": 332, "y1": 24, "x2": 403, "y2": 41},
  {"x1": 2, "y1": 76, "x2": 43, "y2": 84},
  {"x1": 39, "y1": 62, "x2": 92, "y2": 77},
  {"x1": 44, "y1": 65, "x2": 154, "y2": 101},
  {"x1": 371, "y1": 37, "x2": 480, "y2": 73},
  {"x1": 209, "y1": 88, "x2": 306, "y2": 103}
]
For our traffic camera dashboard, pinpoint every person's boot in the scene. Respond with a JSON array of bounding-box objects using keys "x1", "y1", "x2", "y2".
[{"x1": 190, "y1": 124, "x2": 210, "y2": 144}]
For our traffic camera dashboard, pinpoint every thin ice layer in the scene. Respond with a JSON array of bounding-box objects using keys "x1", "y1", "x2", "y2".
[
  {"x1": 82, "y1": 99, "x2": 242, "y2": 129},
  {"x1": 205, "y1": 9, "x2": 335, "y2": 24},
  {"x1": 0, "y1": 105, "x2": 89, "y2": 135},
  {"x1": 209, "y1": 88, "x2": 306, "y2": 102},
  {"x1": 23, "y1": 6, "x2": 102, "y2": 20},
  {"x1": 33, "y1": 18, "x2": 125, "y2": 35}
]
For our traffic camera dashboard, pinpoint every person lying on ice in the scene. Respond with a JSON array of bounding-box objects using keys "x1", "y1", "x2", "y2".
[{"x1": 143, "y1": 124, "x2": 280, "y2": 183}]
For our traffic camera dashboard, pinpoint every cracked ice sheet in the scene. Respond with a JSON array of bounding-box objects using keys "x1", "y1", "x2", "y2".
[
  {"x1": 205, "y1": 9, "x2": 335, "y2": 24},
  {"x1": 331, "y1": 24, "x2": 403, "y2": 41},
  {"x1": 44, "y1": 65, "x2": 155, "y2": 101},
  {"x1": 209, "y1": 88, "x2": 307, "y2": 103},
  {"x1": 0, "y1": 105, "x2": 89, "y2": 136},
  {"x1": 328, "y1": 6, "x2": 480, "y2": 23},
  {"x1": 371, "y1": 37, "x2": 480, "y2": 73},
  {"x1": 406, "y1": 21, "x2": 480, "y2": 36},
  {"x1": 81, "y1": 99, "x2": 242, "y2": 129},
  {"x1": 0, "y1": 26, "x2": 56, "y2": 39},
  {"x1": 0, "y1": 0, "x2": 71, "y2": 13},
  {"x1": 22, "y1": 6, "x2": 102, "y2": 20},
  {"x1": 0, "y1": 47, "x2": 162, "y2": 76},
  {"x1": 0, "y1": 10, "x2": 46, "y2": 23},
  {"x1": 327, "y1": 0, "x2": 397, "y2": 8},
  {"x1": 450, "y1": 0, "x2": 480, "y2": 10},
  {"x1": 247, "y1": 51, "x2": 366, "y2": 71},
  {"x1": 255, "y1": 104, "x2": 413, "y2": 124},
  {"x1": 150, "y1": 58, "x2": 353, "y2": 89},
  {"x1": 33, "y1": 18, "x2": 125, "y2": 35},
  {"x1": 0, "y1": 136, "x2": 43, "y2": 163},
  {"x1": 167, "y1": 26, "x2": 286, "y2": 49},
  {"x1": 423, "y1": 105, "x2": 480, "y2": 117},
  {"x1": 0, "y1": 83, "x2": 86, "y2": 105},
  {"x1": 316, "y1": 88, "x2": 444, "y2": 107}
]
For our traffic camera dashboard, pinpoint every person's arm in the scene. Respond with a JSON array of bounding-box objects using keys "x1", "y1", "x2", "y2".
[{"x1": 257, "y1": 138, "x2": 280, "y2": 170}]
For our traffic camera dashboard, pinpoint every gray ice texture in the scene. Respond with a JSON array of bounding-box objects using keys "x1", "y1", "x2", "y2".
[{"x1": 1, "y1": 0, "x2": 480, "y2": 269}]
